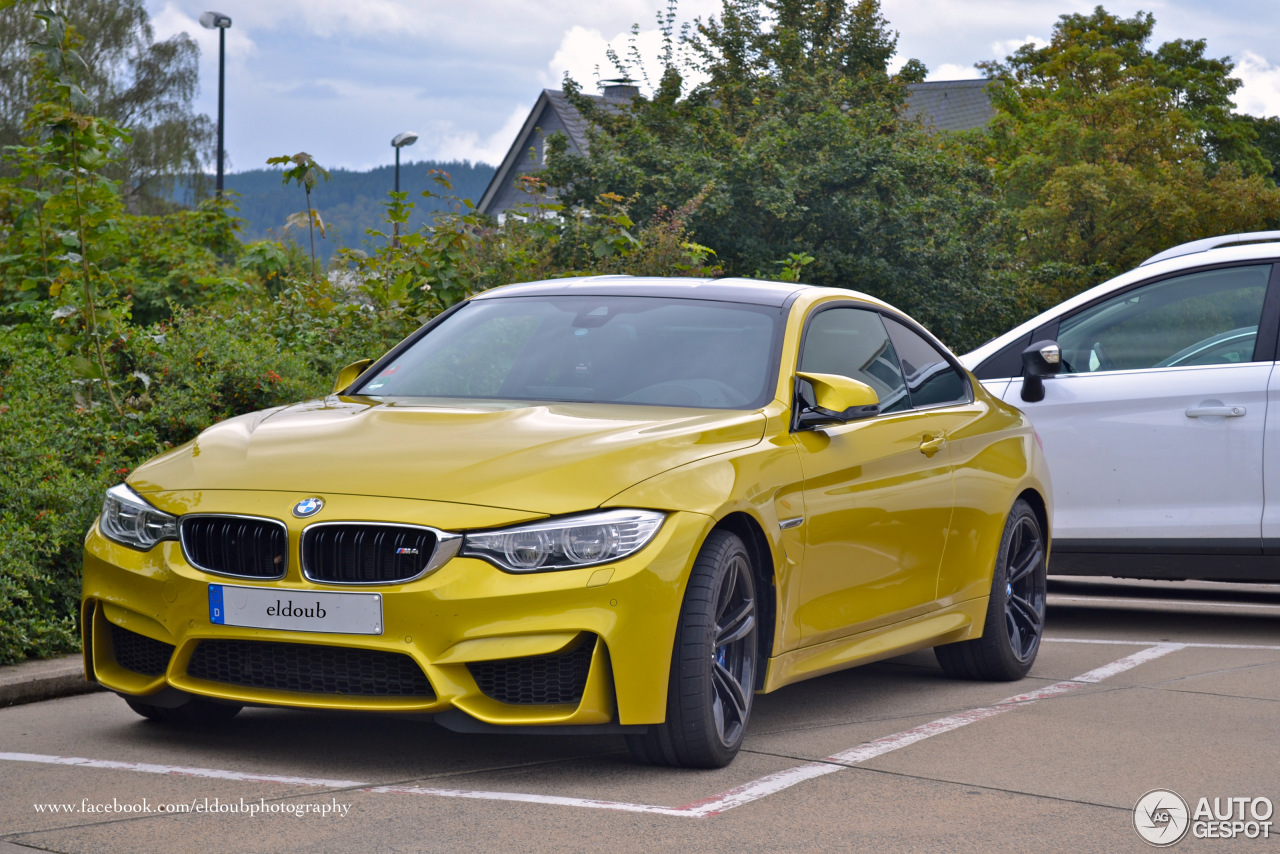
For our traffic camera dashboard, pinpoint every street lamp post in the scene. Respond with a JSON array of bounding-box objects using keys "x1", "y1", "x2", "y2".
[
  {"x1": 391, "y1": 131, "x2": 419, "y2": 245},
  {"x1": 200, "y1": 11, "x2": 232, "y2": 196}
]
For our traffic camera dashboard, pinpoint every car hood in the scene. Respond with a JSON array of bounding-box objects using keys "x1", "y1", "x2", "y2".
[{"x1": 129, "y1": 397, "x2": 767, "y2": 515}]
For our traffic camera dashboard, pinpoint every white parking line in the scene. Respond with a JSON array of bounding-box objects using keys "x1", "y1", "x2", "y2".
[
  {"x1": 0, "y1": 641, "x2": 1195, "y2": 819},
  {"x1": 671, "y1": 642, "x2": 1185, "y2": 817},
  {"x1": 0, "y1": 753, "x2": 365, "y2": 788},
  {"x1": 1044, "y1": 638, "x2": 1280, "y2": 650},
  {"x1": 1050, "y1": 594, "x2": 1280, "y2": 612}
]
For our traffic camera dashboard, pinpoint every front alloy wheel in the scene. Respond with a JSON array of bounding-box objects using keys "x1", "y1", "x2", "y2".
[
  {"x1": 626, "y1": 530, "x2": 758, "y2": 768},
  {"x1": 935, "y1": 498, "x2": 1046, "y2": 681}
]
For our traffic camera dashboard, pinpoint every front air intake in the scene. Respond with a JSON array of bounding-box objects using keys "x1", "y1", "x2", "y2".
[
  {"x1": 467, "y1": 635, "x2": 595, "y2": 705},
  {"x1": 187, "y1": 639, "x2": 435, "y2": 697},
  {"x1": 110, "y1": 623, "x2": 175, "y2": 677}
]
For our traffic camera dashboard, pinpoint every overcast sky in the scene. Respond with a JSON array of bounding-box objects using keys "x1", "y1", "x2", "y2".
[{"x1": 144, "y1": 0, "x2": 1280, "y2": 173}]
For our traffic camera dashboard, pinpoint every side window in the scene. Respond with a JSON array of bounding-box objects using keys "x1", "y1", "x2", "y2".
[
  {"x1": 800, "y1": 307, "x2": 910, "y2": 413},
  {"x1": 1056, "y1": 265, "x2": 1271, "y2": 374},
  {"x1": 882, "y1": 317, "x2": 970, "y2": 408}
]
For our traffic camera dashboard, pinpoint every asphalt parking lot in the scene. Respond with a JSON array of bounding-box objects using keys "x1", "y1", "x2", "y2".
[{"x1": 1, "y1": 577, "x2": 1277, "y2": 853}]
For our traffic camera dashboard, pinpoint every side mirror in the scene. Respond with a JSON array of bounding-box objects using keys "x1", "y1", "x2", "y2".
[
  {"x1": 1021, "y1": 340, "x2": 1061, "y2": 403},
  {"x1": 333, "y1": 359, "x2": 373, "y2": 394},
  {"x1": 794, "y1": 371, "x2": 880, "y2": 429}
]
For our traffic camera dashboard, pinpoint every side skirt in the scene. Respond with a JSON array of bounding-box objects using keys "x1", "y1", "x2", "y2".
[{"x1": 761, "y1": 598, "x2": 988, "y2": 693}]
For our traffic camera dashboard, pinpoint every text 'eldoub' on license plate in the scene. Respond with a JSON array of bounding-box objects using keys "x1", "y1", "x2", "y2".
[{"x1": 208, "y1": 584, "x2": 383, "y2": 635}]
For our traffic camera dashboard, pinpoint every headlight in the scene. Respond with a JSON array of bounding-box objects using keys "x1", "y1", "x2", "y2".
[
  {"x1": 99, "y1": 484, "x2": 178, "y2": 550},
  {"x1": 461, "y1": 509, "x2": 666, "y2": 573}
]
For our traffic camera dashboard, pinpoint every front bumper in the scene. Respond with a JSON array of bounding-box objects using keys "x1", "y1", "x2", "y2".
[{"x1": 82, "y1": 491, "x2": 713, "y2": 726}]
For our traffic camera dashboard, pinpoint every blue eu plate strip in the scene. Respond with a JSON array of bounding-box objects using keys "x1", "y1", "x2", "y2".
[{"x1": 208, "y1": 585, "x2": 225, "y2": 625}]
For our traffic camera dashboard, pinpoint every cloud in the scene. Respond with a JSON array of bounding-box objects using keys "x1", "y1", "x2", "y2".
[
  {"x1": 884, "y1": 0, "x2": 1079, "y2": 38},
  {"x1": 542, "y1": 23, "x2": 710, "y2": 94},
  {"x1": 193, "y1": 0, "x2": 434, "y2": 39},
  {"x1": 885, "y1": 0, "x2": 1079, "y2": 80},
  {"x1": 284, "y1": 81, "x2": 341, "y2": 100},
  {"x1": 157, "y1": 0, "x2": 665, "y2": 44},
  {"x1": 990, "y1": 35, "x2": 1048, "y2": 60},
  {"x1": 430, "y1": 104, "x2": 531, "y2": 166},
  {"x1": 926, "y1": 63, "x2": 983, "y2": 81},
  {"x1": 150, "y1": 2, "x2": 257, "y2": 61},
  {"x1": 149, "y1": 1, "x2": 257, "y2": 117},
  {"x1": 1235, "y1": 51, "x2": 1280, "y2": 116},
  {"x1": 545, "y1": 25, "x2": 614, "y2": 89}
]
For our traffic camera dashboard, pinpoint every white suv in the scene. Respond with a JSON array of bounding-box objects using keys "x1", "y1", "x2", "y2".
[{"x1": 962, "y1": 231, "x2": 1280, "y2": 582}]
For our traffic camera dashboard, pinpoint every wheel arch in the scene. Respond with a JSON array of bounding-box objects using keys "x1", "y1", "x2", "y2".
[
  {"x1": 710, "y1": 511, "x2": 777, "y2": 690},
  {"x1": 1016, "y1": 487, "x2": 1051, "y2": 553}
]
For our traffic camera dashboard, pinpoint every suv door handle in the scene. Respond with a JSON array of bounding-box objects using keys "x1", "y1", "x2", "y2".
[
  {"x1": 919, "y1": 435, "x2": 946, "y2": 457},
  {"x1": 1186, "y1": 405, "x2": 1246, "y2": 418}
]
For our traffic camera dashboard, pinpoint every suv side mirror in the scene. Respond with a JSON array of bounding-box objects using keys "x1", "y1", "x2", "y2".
[
  {"x1": 1021, "y1": 340, "x2": 1061, "y2": 403},
  {"x1": 794, "y1": 371, "x2": 881, "y2": 429},
  {"x1": 333, "y1": 359, "x2": 373, "y2": 394}
]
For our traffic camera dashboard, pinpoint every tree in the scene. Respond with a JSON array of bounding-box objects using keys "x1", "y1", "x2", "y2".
[
  {"x1": 978, "y1": 6, "x2": 1280, "y2": 306},
  {"x1": 0, "y1": 0, "x2": 213, "y2": 212},
  {"x1": 539, "y1": 0, "x2": 1015, "y2": 350},
  {"x1": 1241, "y1": 115, "x2": 1280, "y2": 185},
  {"x1": 269, "y1": 152, "x2": 332, "y2": 282}
]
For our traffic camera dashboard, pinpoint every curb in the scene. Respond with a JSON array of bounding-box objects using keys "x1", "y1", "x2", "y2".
[{"x1": 0, "y1": 654, "x2": 103, "y2": 707}]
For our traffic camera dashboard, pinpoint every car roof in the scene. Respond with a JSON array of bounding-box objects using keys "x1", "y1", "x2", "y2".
[
  {"x1": 961, "y1": 239, "x2": 1280, "y2": 368},
  {"x1": 471, "y1": 276, "x2": 810, "y2": 307},
  {"x1": 1139, "y1": 231, "x2": 1280, "y2": 267}
]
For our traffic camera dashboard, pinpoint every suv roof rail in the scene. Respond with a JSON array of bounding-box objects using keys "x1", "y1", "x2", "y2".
[{"x1": 1140, "y1": 231, "x2": 1280, "y2": 267}]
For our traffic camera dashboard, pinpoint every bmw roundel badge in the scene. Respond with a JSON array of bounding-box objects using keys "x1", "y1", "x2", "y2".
[{"x1": 292, "y1": 497, "x2": 324, "y2": 518}]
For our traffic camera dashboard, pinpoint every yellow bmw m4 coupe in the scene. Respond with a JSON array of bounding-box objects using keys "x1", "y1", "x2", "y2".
[{"x1": 83, "y1": 277, "x2": 1051, "y2": 768}]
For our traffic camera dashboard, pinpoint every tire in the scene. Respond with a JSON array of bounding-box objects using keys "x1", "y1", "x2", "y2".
[
  {"x1": 626, "y1": 530, "x2": 758, "y2": 768},
  {"x1": 935, "y1": 498, "x2": 1046, "y2": 681},
  {"x1": 125, "y1": 693, "x2": 243, "y2": 724}
]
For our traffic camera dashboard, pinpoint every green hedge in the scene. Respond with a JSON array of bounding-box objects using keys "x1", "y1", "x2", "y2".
[{"x1": 0, "y1": 300, "x2": 407, "y2": 664}]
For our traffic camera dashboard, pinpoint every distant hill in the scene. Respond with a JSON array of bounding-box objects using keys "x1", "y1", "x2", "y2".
[{"x1": 217, "y1": 160, "x2": 495, "y2": 263}]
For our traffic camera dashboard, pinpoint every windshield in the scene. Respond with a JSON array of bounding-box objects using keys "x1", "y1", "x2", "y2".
[{"x1": 357, "y1": 295, "x2": 785, "y2": 409}]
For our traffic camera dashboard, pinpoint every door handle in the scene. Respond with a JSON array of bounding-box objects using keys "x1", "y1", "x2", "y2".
[
  {"x1": 1186, "y1": 405, "x2": 1246, "y2": 418},
  {"x1": 919, "y1": 435, "x2": 946, "y2": 457}
]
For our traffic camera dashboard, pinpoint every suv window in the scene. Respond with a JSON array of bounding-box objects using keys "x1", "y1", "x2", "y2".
[
  {"x1": 1057, "y1": 265, "x2": 1271, "y2": 373},
  {"x1": 882, "y1": 317, "x2": 970, "y2": 408},
  {"x1": 800, "y1": 307, "x2": 909, "y2": 413}
]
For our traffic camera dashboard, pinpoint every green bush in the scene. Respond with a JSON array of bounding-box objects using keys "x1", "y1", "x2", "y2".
[
  {"x1": 0, "y1": 333, "x2": 134, "y2": 663},
  {"x1": 116, "y1": 197, "x2": 247, "y2": 326},
  {"x1": 0, "y1": 296, "x2": 410, "y2": 664},
  {"x1": 129, "y1": 310, "x2": 329, "y2": 447}
]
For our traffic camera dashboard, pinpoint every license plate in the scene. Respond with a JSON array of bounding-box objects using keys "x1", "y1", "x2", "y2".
[{"x1": 208, "y1": 584, "x2": 383, "y2": 635}]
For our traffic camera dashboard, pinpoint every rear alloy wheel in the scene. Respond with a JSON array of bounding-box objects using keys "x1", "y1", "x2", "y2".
[
  {"x1": 935, "y1": 498, "x2": 1046, "y2": 681},
  {"x1": 626, "y1": 530, "x2": 758, "y2": 768},
  {"x1": 125, "y1": 693, "x2": 242, "y2": 724}
]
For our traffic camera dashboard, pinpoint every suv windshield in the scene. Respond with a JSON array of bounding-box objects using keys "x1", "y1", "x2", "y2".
[{"x1": 357, "y1": 295, "x2": 784, "y2": 409}]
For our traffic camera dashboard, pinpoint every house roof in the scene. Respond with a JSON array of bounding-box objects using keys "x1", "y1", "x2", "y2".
[
  {"x1": 478, "y1": 79, "x2": 995, "y2": 216},
  {"x1": 475, "y1": 89, "x2": 605, "y2": 215},
  {"x1": 902, "y1": 79, "x2": 996, "y2": 132},
  {"x1": 544, "y1": 89, "x2": 596, "y2": 153}
]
